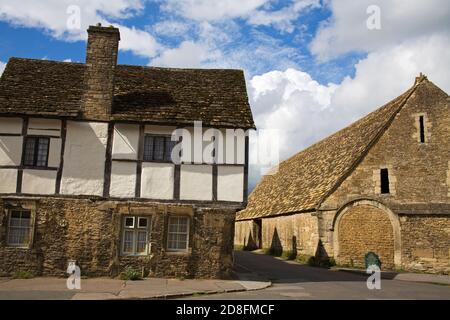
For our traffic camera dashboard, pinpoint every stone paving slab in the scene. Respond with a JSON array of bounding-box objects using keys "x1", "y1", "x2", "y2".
[
  {"x1": 0, "y1": 276, "x2": 271, "y2": 300},
  {"x1": 334, "y1": 268, "x2": 450, "y2": 285},
  {"x1": 394, "y1": 273, "x2": 450, "y2": 285}
]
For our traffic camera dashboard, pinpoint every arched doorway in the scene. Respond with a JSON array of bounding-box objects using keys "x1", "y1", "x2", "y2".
[{"x1": 333, "y1": 200, "x2": 401, "y2": 270}]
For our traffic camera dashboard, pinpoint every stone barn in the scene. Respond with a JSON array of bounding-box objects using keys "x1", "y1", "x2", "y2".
[{"x1": 235, "y1": 74, "x2": 450, "y2": 274}]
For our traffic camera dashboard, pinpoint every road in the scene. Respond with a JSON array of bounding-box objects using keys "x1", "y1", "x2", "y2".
[{"x1": 185, "y1": 251, "x2": 450, "y2": 300}]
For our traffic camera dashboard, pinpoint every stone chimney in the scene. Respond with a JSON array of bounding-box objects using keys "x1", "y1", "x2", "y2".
[{"x1": 82, "y1": 24, "x2": 120, "y2": 120}]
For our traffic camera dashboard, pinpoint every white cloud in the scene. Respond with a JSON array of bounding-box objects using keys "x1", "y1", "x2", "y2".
[
  {"x1": 161, "y1": 0, "x2": 319, "y2": 33},
  {"x1": 151, "y1": 40, "x2": 221, "y2": 68},
  {"x1": 153, "y1": 20, "x2": 192, "y2": 37},
  {"x1": 248, "y1": 0, "x2": 320, "y2": 32},
  {"x1": 0, "y1": 61, "x2": 6, "y2": 76},
  {"x1": 161, "y1": 0, "x2": 268, "y2": 21},
  {"x1": 119, "y1": 25, "x2": 160, "y2": 58},
  {"x1": 249, "y1": 32, "x2": 450, "y2": 187},
  {"x1": 310, "y1": 0, "x2": 450, "y2": 61},
  {"x1": 0, "y1": 0, "x2": 160, "y2": 58}
]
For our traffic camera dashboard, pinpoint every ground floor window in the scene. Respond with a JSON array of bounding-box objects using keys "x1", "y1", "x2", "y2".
[
  {"x1": 121, "y1": 216, "x2": 150, "y2": 255},
  {"x1": 7, "y1": 210, "x2": 32, "y2": 247},
  {"x1": 167, "y1": 216, "x2": 190, "y2": 252}
]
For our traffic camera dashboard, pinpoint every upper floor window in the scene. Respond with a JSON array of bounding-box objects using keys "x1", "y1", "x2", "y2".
[
  {"x1": 167, "y1": 216, "x2": 189, "y2": 252},
  {"x1": 7, "y1": 210, "x2": 32, "y2": 247},
  {"x1": 419, "y1": 115, "x2": 426, "y2": 143},
  {"x1": 23, "y1": 136, "x2": 49, "y2": 167},
  {"x1": 380, "y1": 168, "x2": 390, "y2": 194},
  {"x1": 121, "y1": 216, "x2": 150, "y2": 255},
  {"x1": 143, "y1": 135, "x2": 176, "y2": 162}
]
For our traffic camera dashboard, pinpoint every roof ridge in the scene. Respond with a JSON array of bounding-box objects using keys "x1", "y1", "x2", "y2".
[
  {"x1": 315, "y1": 81, "x2": 420, "y2": 210},
  {"x1": 8, "y1": 57, "x2": 85, "y2": 65},
  {"x1": 116, "y1": 63, "x2": 245, "y2": 73}
]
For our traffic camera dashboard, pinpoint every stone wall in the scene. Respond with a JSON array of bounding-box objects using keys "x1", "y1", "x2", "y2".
[
  {"x1": 0, "y1": 197, "x2": 236, "y2": 279},
  {"x1": 400, "y1": 215, "x2": 450, "y2": 274},
  {"x1": 83, "y1": 26, "x2": 119, "y2": 120},
  {"x1": 234, "y1": 220, "x2": 255, "y2": 249},
  {"x1": 318, "y1": 80, "x2": 450, "y2": 273},
  {"x1": 323, "y1": 81, "x2": 450, "y2": 208},
  {"x1": 336, "y1": 204, "x2": 395, "y2": 269},
  {"x1": 234, "y1": 213, "x2": 319, "y2": 257}
]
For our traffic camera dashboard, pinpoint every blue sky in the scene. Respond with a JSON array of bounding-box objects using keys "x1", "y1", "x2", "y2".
[
  {"x1": 0, "y1": 0, "x2": 362, "y2": 84},
  {"x1": 0, "y1": 0, "x2": 449, "y2": 189}
]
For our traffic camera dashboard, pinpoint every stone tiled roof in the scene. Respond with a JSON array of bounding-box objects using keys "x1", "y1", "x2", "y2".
[
  {"x1": 0, "y1": 58, "x2": 255, "y2": 129},
  {"x1": 0, "y1": 58, "x2": 85, "y2": 117},
  {"x1": 237, "y1": 78, "x2": 427, "y2": 221}
]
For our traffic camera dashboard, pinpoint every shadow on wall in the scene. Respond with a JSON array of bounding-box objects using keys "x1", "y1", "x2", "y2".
[
  {"x1": 243, "y1": 232, "x2": 258, "y2": 251},
  {"x1": 269, "y1": 227, "x2": 283, "y2": 256}
]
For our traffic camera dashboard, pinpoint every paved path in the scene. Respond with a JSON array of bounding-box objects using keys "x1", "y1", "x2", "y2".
[
  {"x1": 0, "y1": 275, "x2": 269, "y2": 300},
  {"x1": 184, "y1": 251, "x2": 450, "y2": 300}
]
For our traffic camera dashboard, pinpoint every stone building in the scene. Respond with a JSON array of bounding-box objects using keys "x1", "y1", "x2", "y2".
[
  {"x1": 0, "y1": 25, "x2": 255, "y2": 278},
  {"x1": 235, "y1": 75, "x2": 450, "y2": 274}
]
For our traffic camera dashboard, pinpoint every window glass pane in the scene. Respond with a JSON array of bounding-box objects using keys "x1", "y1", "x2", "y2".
[
  {"x1": 125, "y1": 217, "x2": 134, "y2": 228},
  {"x1": 7, "y1": 210, "x2": 31, "y2": 246},
  {"x1": 138, "y1": 217, "x2": 148, "y2": 228},
  {"x1": 167, "y1": 216, "x2": 189, "y2": 250},
  {"x1": 143, "y1": 136, "x2": 154, "y2": 161},
  {"x1": 164, "y1": 138, "x2": 177, "y2": 162},
  {"x1": 153, "y1": 136, "x2": 165, "y2": 161},
  {"x1": 178, "y1": 218, "x2": 188, "y2": 233},
  {"x1": 36, "y1": 138, "x2": 49, "y2": 167},
  {"x1": 23, "y1": 138, "x2": 36, "y2": 166},
  {"x1": 123, "y1": 230, "x2": 134, "y2": 253},
  {"x1": 136, "y1": 231, "x2": 147, "y2": 253},
  {"x1": 20, "y1": 211, "x2": 31, "y2": 219}
]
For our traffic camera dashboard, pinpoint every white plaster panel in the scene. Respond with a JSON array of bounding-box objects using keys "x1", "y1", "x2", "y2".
[
  {"x1": 22, "y1": 170, "x2": 56, "y2": 195},
  {"x1": 177, "y1": 127, "x2": 244, "y2": 165},
  {"x1": 110, "y1": 161, "x2": 137, "y2": 198},
  {"x1": 217, "y1": 166, "x2": 244, "y2": 202},
  {"x1": 144, "y1": 125, "x2": 176, "y2": 135},
  {"x1": 60, "y1": 121, "x2": 108, "y2": 196},
  {"x1": 180, "y1": 164, "x2": 212, "y2": 200},
  {"x1": 225, "y1": 129, "x2": 245, "y2": 165},
  {"x1": 112, "y1": 123, "x2": 139, "y2": 160},
  {"x1": 0, "y1": 117, "x2": 22, "y2": 134},
  {"x1": 141, "y1": 162, "x2": 174, "y2": 200},
  {"x1": 0, "y1": 136, "x2": 23, "y2": 166},
  {"x1": 0, "y1": 169, "x2": 17, "y2": 193},
  {"x1": 48, "y1": 138, "x2": 62, "y2": 167},
  {"x1": 28, "y1": 118, "x2": 61, "y2": 136}
]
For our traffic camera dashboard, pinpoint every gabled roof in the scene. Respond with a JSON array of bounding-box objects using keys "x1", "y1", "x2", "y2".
[
  {"x1": 0, "y1": 58, "x2": 255, "y2": 129},
  {"x1": 237, "y1": 76, "x2": 437, "y2": 221}
]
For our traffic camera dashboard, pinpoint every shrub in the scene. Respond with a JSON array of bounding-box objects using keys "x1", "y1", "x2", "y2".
[
  {"x1": 296, "y1": 254, "x2": 313, "y2": 265},
  {"x1": 281, "y1": 250, "x2": 296, "y2": 260},
  {"x1": 119, "y1": 267, "x2": 142, "y2": 281},
  {"x1": 307, "y1": 256, "x2": 317, "y2": 266},
  {"x1": 13, "y1": 271, "x2": 34, "y2": 279},
  {"x1": 320, "y1": 257, "x2": 336, "y2": 268}
]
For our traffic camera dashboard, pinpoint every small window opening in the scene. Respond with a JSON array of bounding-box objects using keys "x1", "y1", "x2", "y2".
[
  {"x1": 380, "y1": 168, "x2": 390, "y2": 194},
  {"x1": 419, "y1": 116, "x2": 425, "y2": 143}
]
